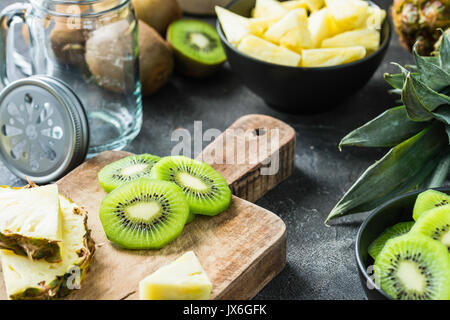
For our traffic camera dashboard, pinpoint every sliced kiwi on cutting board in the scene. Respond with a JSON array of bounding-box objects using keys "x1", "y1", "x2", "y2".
[
  {"x1": 374, "y1": 234, "x2": 450, "y2": 300},
  {"x1": 151, "y1": 156, "x2": 231, "y2": 216},
  {"x1": 410, "y1": 204, "x2": 450, "y2": 251},
  {"x1": 413, "y1": 189, "x2": 450, "y2": 221},
  {"x1": 368, "y1": 221, "x2": 414, "y2": 260},
  {"x1": 98, "y1": 154, "x2": 161, "y2": 193},
  {"x1": 167, "y1": 19, "x2": 227, "y2": 78},
  {"x1": 99, "y1": 178, "x2": 190, "y2": 249}
]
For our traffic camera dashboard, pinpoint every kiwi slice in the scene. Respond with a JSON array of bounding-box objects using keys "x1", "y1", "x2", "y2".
[
  {"x1": 410, "y1": 204, "x2": 450, "y2": 251},
  {"x1": 186, "y1": 212, "x2": 196, "y2": 224},
  {"x1": 98, "y1": 154, "x2": 161, "y2": 193},
  {"x1": 167, "y1": 19, "x2": 227, "y2": 78},
  {"x1": 374, "y1": 234, "x2": 450, "y2": 300},
  {"x1": 99, "y1": 178, "x2": 190, "y2": 249},
  {"x1": 368, "y1": 221, "x2": 415, "y2": 260},
  {"x1": 151, "y1": 156, "x2": 232, "y2": 216},
  {"x1": 413, "y1": 189, "x2": 450, "y2": 221}
]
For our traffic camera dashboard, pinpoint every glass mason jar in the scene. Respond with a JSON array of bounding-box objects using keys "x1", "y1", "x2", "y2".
[{"x1": 0, "y1": 0, "x2": 143, "y2": 156}]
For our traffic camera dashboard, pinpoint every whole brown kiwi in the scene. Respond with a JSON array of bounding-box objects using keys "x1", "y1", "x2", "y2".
[
  {"x1": 50, "y1": 22, "x2": 86, "y2": 65},
  {"x1": 131, "y1": 0, "x2": 182, "y2": 35}
]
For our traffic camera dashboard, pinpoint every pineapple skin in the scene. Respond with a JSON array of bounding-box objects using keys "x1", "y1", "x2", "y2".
[
  {"x1": 1, "y1": 189, "x2": 95, "y2": 300},
  {"x1": 391, "y1": 0, "x2": 450, "y2": 55}
]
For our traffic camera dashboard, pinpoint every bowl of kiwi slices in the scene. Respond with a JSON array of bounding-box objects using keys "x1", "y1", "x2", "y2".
[{"x1": 356, "y1": 188, "x2": 450, "y2": 300}]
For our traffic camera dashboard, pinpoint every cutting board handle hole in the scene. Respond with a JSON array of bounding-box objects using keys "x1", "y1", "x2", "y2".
[{"x1": 253, "y1": 128, "x2": 267, "y2": 137}]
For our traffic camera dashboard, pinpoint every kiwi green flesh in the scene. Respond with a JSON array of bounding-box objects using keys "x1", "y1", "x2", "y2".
[
  {"x1": 413, "y1": 189, "x2": 450, "y2": 221},
  {"x1": 410, "y1": 204, "x2": 450, "y2": 252},
  {"x1": 168, "y1": 19, "x2": 226, "y2": 78},
  {"x1": 374, "y1": 234, "x2": 450, "y2": 300},
  {"x1": 186, "y1": 211, "x2": 196, "y2": 224},
  {"x1": 151, "y1": 156, "x2": 232, "y2": 216},
  {"x1": 368, "y1": 221, "x2": 414, "y2": 260},
  {"x1": 99, "y1": 178, "x2": 189, "y2": 249},
  {"x1": 98, "y1": 154, "x2": 161, "y2": 193}
]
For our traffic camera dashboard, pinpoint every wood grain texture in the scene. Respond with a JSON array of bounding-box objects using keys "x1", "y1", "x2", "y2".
[{"x1": 0, "y1": 114, "x2": 293, "y2": 300}]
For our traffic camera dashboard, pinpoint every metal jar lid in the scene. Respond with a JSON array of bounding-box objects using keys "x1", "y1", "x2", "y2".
[{"x1": 0, "y1": 75, "x2": 89, "y2": 184}]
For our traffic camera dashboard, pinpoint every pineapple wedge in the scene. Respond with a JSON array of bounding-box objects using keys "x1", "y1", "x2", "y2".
[
  {"x1": 366, "y1": 6, "x2": 386, "y2": 30},
  {"x1": 1, "y1": 194, "x2": 95, "y2": 300},
  {"x1": 282, "y1": 0, "x2": 325, "y2": 12},
  {"x1": 321, "y1": 28, "x2": 381, "y2": 51},
  {"x1": 301, "y1": 46, "x2": 366, "y2": 67},
  {"x1": 264, "y1": 8, "x2": 313, "y2": 52},
  {"x1": 308, "y1": 8, "x2": 338, "y2": 47},
  {"x1": 216, "y1": 6, "x2": 251, "y2": 45},
  {"x1": 0, "y1": 184, "x2": 62, "y2": 263},
  {"x1": 139, "y1": 251, "x2": 212, "y2": 300},
  {"x1": 253, "y1": 0, "x2": 288, "y2": 19},
  {"x1": 325, "y1": 0, "x2": 369, "y2": 33},
  {"x1": 238, "y1": 35, "x2": 301, "y2": 66},
  {"x1": 249, "y1": 17, "x2": 280, "y2": 37}
]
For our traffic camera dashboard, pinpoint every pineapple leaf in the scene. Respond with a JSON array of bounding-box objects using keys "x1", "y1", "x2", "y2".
[
  {"x1": 326, "y1": 124, "x2": 447, "y2": 224},
  {"x1": 420, "y1": 151, "x2": 450, "y2": 188},
  {"x1": 432, "y1": 106, "x2": 450, "y2": 128},
  {"x1": 384, "y1": 73, "x2": 404, "y2": 90},
  {"x1": 413, "y1": 43, "x2": 450, "y2": 92},
  {"x1": 439, "y1": 29, "x2": 450, "y2": 73},
  {"x1": 402, "y1": 74, "x2": 434, "y2": 121},
  {"x1": 339, "y1": 106, "x2": 426, "y2": 149}
]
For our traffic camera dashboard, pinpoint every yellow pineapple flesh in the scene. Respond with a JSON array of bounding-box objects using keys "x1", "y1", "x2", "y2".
[
  {"x1": 253, "y1": 0, "x2": 288, "y2": 19},
  {"x1": 325, "y1": 0, "x2": 370, "y2": 32},
  {"x1": 321, "y1": 28, "x2": 381, "y2": 51},
  {"x1": 301, "y1": 46, "x2": 366, "y2": 67}
]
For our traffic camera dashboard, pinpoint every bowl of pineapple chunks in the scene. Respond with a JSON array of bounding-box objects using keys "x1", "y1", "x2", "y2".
[{"x1": 216, "y1": 0, "x2": 391, "y2": 113}]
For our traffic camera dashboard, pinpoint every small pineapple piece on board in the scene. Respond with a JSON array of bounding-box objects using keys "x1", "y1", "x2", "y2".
[
  {"x1": 253, "y1": 0, "x2": 288, "y2": 19},
  {"x1": 264, "y1": 8, "x2": 313, "y2": 51},
  {"x1": 321, "y1": 28, "x2": 380, "y2": 51},
  {"x1": 216, "y1": 6, "x2": 250, "y2": 45},
  {"x1": 365, "y1": 6, "x2": 386, "y2": 30},
  {"x1": 308, "y1": 8, "x2": 337, "y2": 47},
  {"x1": 139, "y1": 251, "x2": 212, "y2": 300},
  {"x1": 301, "y1": 46, "x2": 366, "y2": 67},
  {"x1": 238, "y1": 35, "x2": 302, "y2": 66},
  {"x1": 0, "y1": 184, "x2": 62, "y2": 262},
  {"x1": 325, "y1": 0, "x2": 369, "y2": 32}
]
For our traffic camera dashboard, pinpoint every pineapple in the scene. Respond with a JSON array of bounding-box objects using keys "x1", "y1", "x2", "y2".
[
  {"x1": 366, "y1": 6, "x2": 387, "y2": 30},
  {"x1": 0, "y1": 184, "x2": 62, "y2": 263},
  {"x1": 139, "y1": 251, "x2": 212, "y2": 300},
  {"x1": 264, "y1": 8, "x2": 313, "y2": 52},
  {"x1": 321, "y1": 28, "x2": 381, "y2": 51},
  {"x1": 308, "y1": 8, "x2": 338, "y2": 47},
  {"x1": 216, "y1": 6, "x2": 251, "y2": 45},
  {"x1": 238, "y1": 35, "x2": 302, "y2": 66},
  {"x1": 282, "y1": 0, "x2": 325, "y2": 12},
  {"x1": 249, "y1": 17, "x2": 280, "y2": 37},
  {"x1": 325, "y1": 0, "x2": 370, "y2": 32},
  {"x1": 301, "y1": 46, "x2": 366, "y2": 67},
  {"x1": 253, "y1": 0, "x2": 288, "y2": 19},
  {"x1": 391, "y1": 0, "x2": 450, "y2": 55},
  {"x1": 1, "y1": 193, "x2": 95, "y2": 300}
]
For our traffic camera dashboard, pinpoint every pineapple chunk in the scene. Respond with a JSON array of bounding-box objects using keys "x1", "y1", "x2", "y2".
[
  {"x1": 139, "y1": 251, "x2": 212, "y2": 300},
  {"x1": 1, "y1": 195, "x2": 95, "y2": 300},
  {"x1": 264, "y1": 8, "x2": 313, "y2": 52},
  {"x1": 321, "y1": 28, "x2": 380, "y2": 51},
  {"x1": 366, "y1": 6, "x2": 386, "y2": 30},
  {"x1": 238, "y1": 35, "x2": 301, "y2": 66},
  {"x1": 308, "y1": 8, "x2": 337, "y2": 47},
  {"x1": 325, "y1": 0, "x2": 369, "y2": 32},
  {"x1": 0, "y1": 184, "x2": 62, "y2": 262},
  {"x1": 301, "y1": 46, "x2": 366, "y2": 67},
  {"x1": 249, "y1": 17, "x2": 280, "y2": 37},
  {"x1": 281, "y1": 0, "x2": 309, "y2": 11},
  {"x1": 216, "y1": 6, "x2": 251, "y2": 45},
  {"x1": 253, "y1": 0, "x2": 288, "y2": 19}
]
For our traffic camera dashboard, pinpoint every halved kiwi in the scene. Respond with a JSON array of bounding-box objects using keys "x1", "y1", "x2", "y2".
[
  {"x1": 151, "y1": 156, "x2": 231, "y2": 216},
  {"x1": 98, "y1": 154, "x2": 161, "y2": 193},
  {"x1": 99, "y1": 178, "x2": 189, "y2": 249},
  {"x1": 167, "y1": 19, "x2": 227, "y2": 78},
  {"x1": 413, "y1": 189, "x2": 450, "y2": 221},
  {"x1": 368, "y1": 221, "x2": 414, "y2": 260},
  {"x1": 410, "y1": 204, "x2": 450, "y2": 251},
  {"x1": 374, "y1": 234, "x2": 450, "y2": 300}
]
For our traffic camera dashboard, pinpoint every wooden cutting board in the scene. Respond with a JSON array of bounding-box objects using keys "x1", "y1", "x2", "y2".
[{"x1": 0, "y1": 114, "x2": 295, "y2": 300}]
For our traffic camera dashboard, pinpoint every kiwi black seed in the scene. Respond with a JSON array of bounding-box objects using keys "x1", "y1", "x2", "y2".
[
  {"x1": 413, "y1": 189, "x2": 450, "y2": 221},
  {"x1": 99, "y1": 178, "x2": 189, "y2": 249},
  {"x1": 167, "y1": 19, "x2": 227, "y2": 78},
  {"x1": 368, "y1": 221, "x2": 414, "y2": 260},
  {"x1": 374, "y1": 234, "x2": 450, "y2": 300},
  {"x1": 151, "y1": 156, "x2": 232, "y2": 216},
  {"x1": 98, "y1": 154, "x2": 161, "y2": 193}
]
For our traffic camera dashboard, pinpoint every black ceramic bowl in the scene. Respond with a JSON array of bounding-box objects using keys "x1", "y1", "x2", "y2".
[
  {"x1": 216, "y1": 0, "x2": 392, "y2": 113},
  {"x1": 355, "y1": 187, "x2": 450, "y2": 300}
]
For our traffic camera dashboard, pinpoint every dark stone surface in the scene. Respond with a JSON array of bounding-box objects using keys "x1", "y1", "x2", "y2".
[{"x1": 0, "y1": 0, "x2": 413, "y2": 300}]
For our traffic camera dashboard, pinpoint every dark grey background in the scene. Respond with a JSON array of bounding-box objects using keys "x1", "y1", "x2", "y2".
[{"x1": 0, "y1": 0, "x2": 412, "y2": 299}]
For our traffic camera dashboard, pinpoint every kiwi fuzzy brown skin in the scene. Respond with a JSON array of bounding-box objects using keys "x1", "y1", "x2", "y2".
[
  {"x1": 132, "y1": 0, "x2": 182, "y2": 35},
  {"x1": 139, "y1": 20, "x2": 174, "y2": 96},
  {"x1": 50, "y1": 22, "x2": 87, "y2": 66}
]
